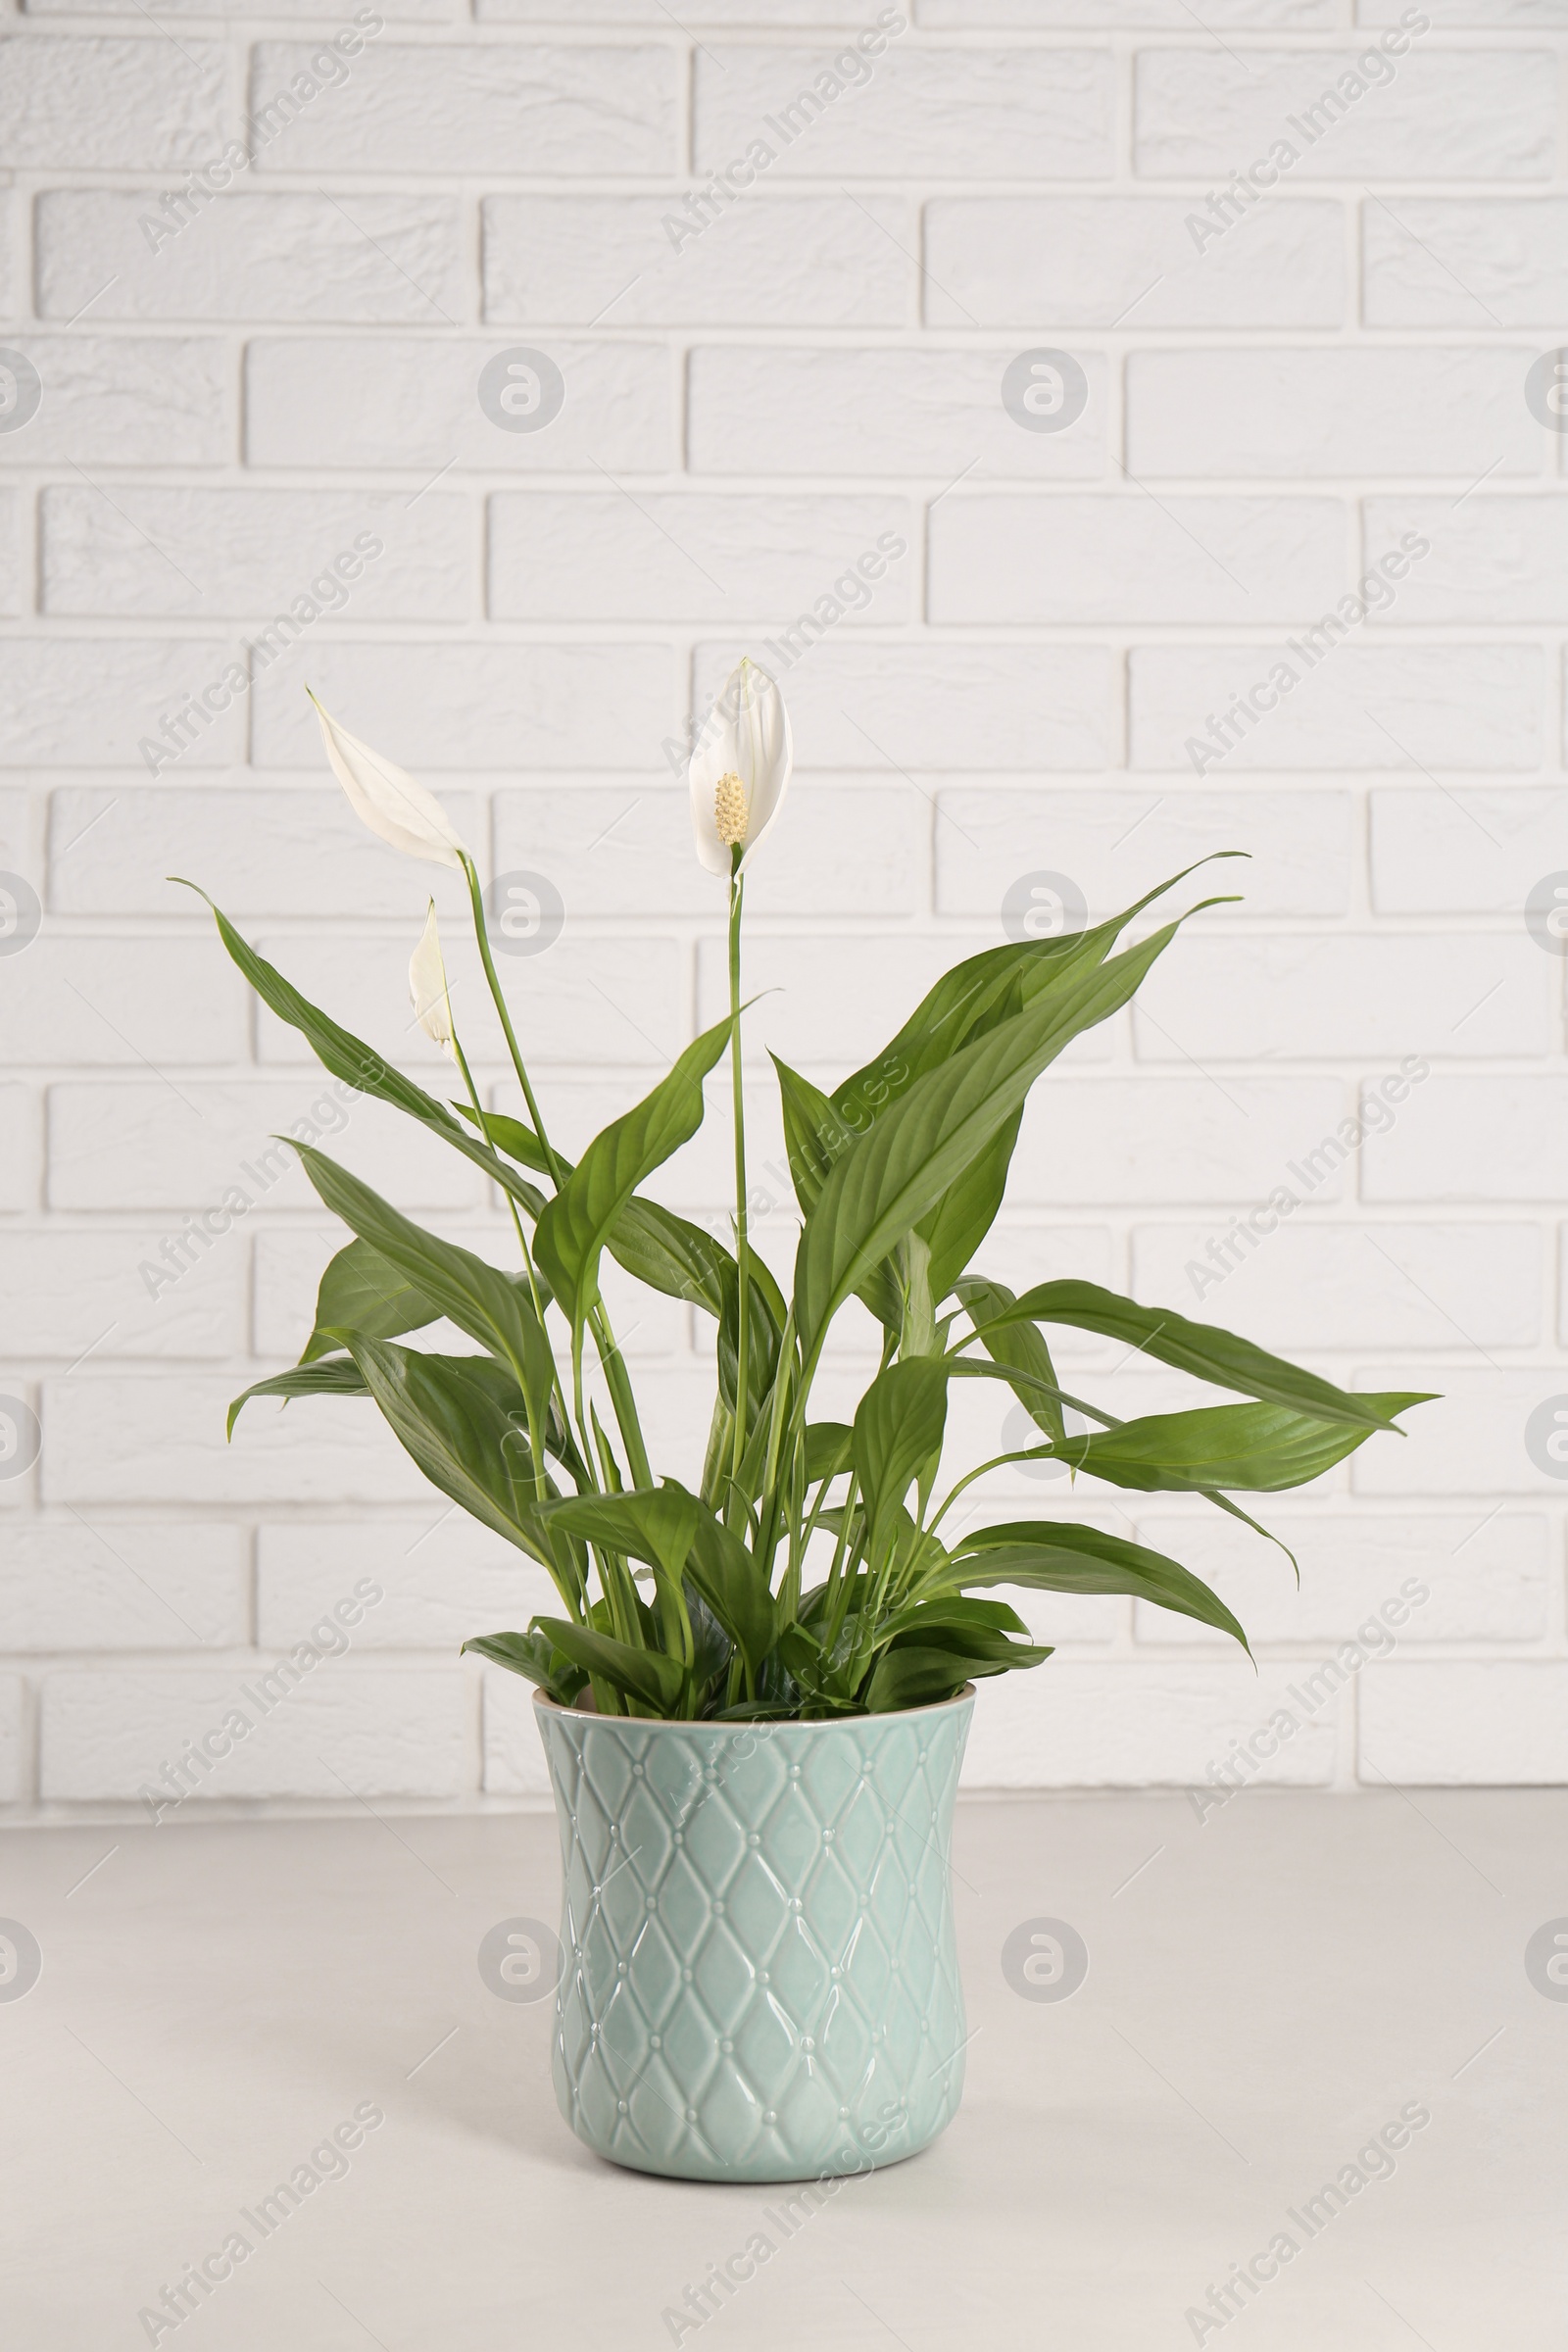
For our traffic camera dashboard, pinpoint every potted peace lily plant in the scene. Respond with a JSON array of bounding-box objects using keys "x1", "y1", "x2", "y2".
[{"x1": 193, "y1": 662, "x2": 1427, "y2": 2186}]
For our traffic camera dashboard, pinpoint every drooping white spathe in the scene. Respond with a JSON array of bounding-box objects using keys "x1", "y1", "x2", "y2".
[
  {"x1": 688, "y1": 658, "x2": 793, "y2": 879},
  {"x1": 311, "y1": 690, "x2": 466, "y2": 870},
  {"x1": 409, "y1": 900, "x2": 458, "y2": 1059}
]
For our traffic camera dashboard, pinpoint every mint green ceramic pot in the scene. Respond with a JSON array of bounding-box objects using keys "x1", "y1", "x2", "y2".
[{"x1": 535, "y1": 1687, "x2": 974, "y2": 2183}]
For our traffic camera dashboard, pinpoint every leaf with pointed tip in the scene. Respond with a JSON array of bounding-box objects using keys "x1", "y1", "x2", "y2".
[
  {"x1": 612, "y1": 1199, "x2": 734, "y2": 1319},
  {"x1": 943, "y1": 1520, "x2": 1250, "y2": 1650},
  {"x1": 982, "y1": 1279, "x2": 1420, "y2": 1436},
  {"x1": 852, "y1": 1356, "x2": 950, "y2": 1556},
  {"x1": 876, "y1": 1593, "x2": 1031, "y2": 1645},
  {"x1": 956, "y1": 1274, "x2": 1065, "y2": 1446},
  {"x1": 804, "y1": 1421, "x2": 854, "y2": 1485},
  {"x1": 290, "y1": 1142, "x2": 557, "y2": 1441},
  {"x1": 228, "y1": 1355, "x2": 368, "y2": 1436},
  {"x1": 772, "y1": 1054, "x2": 902, "y2": 1329},
  {"x1": 832, "y1": 856, "x2": 1246, "y2": 1124},
  {"x1": 329, "y1": 1335, "x2": 579, "y2": 1599},
  {"x1": 298, "y1": 1237, "x2": 441, "y2": 1365},
  {"x1": 795, "y1": 915, "x2": 1204, "y2": 1364},
  {"x1": 1057, "y1": 1396, "x2": 1430, "y2": 1494},
  {"x1": 864, "y1": 1644, "x2": 1027, "y2": 1713},
  {"x1": 455, "y1": 1102, "x2": 734, "y2": 1318},
  {"x1": 460, "y1": 1628, "x2": 587, "y2": 1705},
  {"x1": 176, "y1": 886, "x2": 545, "y2": 1215},
  {"x1": 537, "y1": 1485, "x2": 701, "y2": 1587},
  {"x1": 534, "y1": 1015, "x2": 733, "y2": 1340},
  {"x1": 532, "y1": 1616, "x2": 685, "y2": 1715}
]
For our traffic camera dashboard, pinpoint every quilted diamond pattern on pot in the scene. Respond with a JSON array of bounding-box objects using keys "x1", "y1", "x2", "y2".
[{"x1": 537, "y1": 1690, "x2": 974, "y2": 2184}]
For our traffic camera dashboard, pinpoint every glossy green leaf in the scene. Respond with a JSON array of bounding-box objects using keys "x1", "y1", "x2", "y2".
[
  {"x1": 917, "y1": 1107, "x2": 1023, "y2": 1302},
  {"x1": 299, "y1": 1237, "x2": 441, "y2": 1365},
  {"x1": 876, "y1": 1593, "x2": 1031, "y2": 1645},
  {"x1": 864, "y1": 1643, "x2": 1032, "y2": 1713},
  {"x1": 538, "y1": 1484, "x2": 700, "y2": 1586},
  {"x1": 612, "y1": 1199, "x2": 733, "y2": 1318},
  {"x1": 456, "y1": 1102, "x2": 735, "y2": 1318},
  {"x1": 985, "y1": 1279, "x2": 1413, "y2": 1435},
  {"x1": 454, "y1": 1103, "x2": 550, "y2": 1175},
  {"x1": 795, "y1": 916, "x2": 1201, "y2": 1362},
  {"x1": 772, "y1": 1054, "x2": 845, "y2": 1215},
  {"x1": 291, "y1": 1142, "x2": 557, "y2": 1434},
  {"x1": 330, "y1": 1335, "x2": 574, "y2": 1591},
  {"x1": 956, "y1": 1274, "x2": 1065, "y2": 1446},
  {"x1": 534, "y1": 1015, "x2": 733, "y2": 1339},
  {"x1": 831, "y1": 857, "x2": 1245, "y2": 1125},
  {"x1": 851, "y1": 1355, "x2": 950, "y2": 1553},
  {"x1": 804, "y1": 1422, "x2": 854, "y2": 1484},
  {"x1": 773, "y1": 1054, "x2": 902, "y2": 1330},
  {"x1": 532, "y1": 1616, "x2": 685, "y2": 1714},
  {"x1": 178, "y1": 887, "x2": 546, "y2": 1216},
  {"x1": 1058, "y1": 1395, "x2": 1429, "y2": 1494},
  {"x1": 227, "y1": 1355, "x2": 368, "y2": 1436},
  {"x1": 685, "y1": 1505, "x2": 778, "y2": 1679},
  {"x1": 944, "y1": 1520, "x2": 1250, "y2": 1649},
  {"x1": 460, "y1": 1627, "x2": 587, "y2": 1704}
]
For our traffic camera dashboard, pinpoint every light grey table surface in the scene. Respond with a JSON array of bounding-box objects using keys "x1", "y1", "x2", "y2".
[{"x1": 2, "y1": 1788, "x2": 1560, "y2": 2350}]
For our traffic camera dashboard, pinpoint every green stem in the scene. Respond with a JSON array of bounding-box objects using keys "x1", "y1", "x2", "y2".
[
  {"x1": 727, "y1": 862, "x2": 751, "y2": 1485},
  {"x1": 461, "y1": 847, "x2": 650, "y2": 1490},
  {"x1": 461, "y1": 853, "x2": 564, "y2": 1189},
  {"x1": 445, "y1": 1025, "x2": 555, "y2": 1500}
]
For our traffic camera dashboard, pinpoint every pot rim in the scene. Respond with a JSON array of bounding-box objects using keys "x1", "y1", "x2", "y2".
[{"x1": 532, "y1": 1684, "x2": 976, "y2": 1730}]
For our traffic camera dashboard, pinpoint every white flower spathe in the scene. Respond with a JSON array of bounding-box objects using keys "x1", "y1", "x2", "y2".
[
  {"x1": 688, "y1": 658, "x2": 793, "y2": 879},
  {"x1": 409, "y1": 900, "x2": 458, "y2": 1060},
  {"x1": 311, "y1": 690, "x2": 466, "y2": 870}
]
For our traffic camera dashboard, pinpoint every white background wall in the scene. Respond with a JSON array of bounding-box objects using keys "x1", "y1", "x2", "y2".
[{"x1": 1, "y1": 0, "x2": 1566, "y2": 1817}]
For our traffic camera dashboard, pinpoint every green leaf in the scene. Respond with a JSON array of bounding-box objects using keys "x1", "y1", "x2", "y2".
[
  {"x1": 227, "y1": 1355, "x2": 368, "y2": 1436},
  {"x1": 804, "y1": 1421, "x2": 854, "y2": 1484},
  {"x1": 539, "y1": 1483, "x2": 702, "y2": 1666},
  {"x1": 456, "y1": 1101, "x2": 736, "y2": 1319},
  {"x1": 787, "y1": 865, "x2": 1238, "y2": 1325},
  {"x1": 611, "y1": 1199, "x2": 733, "y2": 1319},
  {"x1": 985, "y1": 1279, "x2": 1414, "y2": 1436},
  {"x1": 831, "y1": 856, "x2": 1246, "y2": 1124},
  {"x1": 460, "y1": 1628, "x2": 587, "y2": 1704},
  {"x1": 876, "y1": 1593, "x2": 1031, "y2": 1644},
  {"x1": 299, "y1": 1237, "x2": 442, "y2": 1365},
  {"x1": 1057, "y1": 1396, "x2": 1430, "y2": 1494},
  {"x1": 538, "y1": 1484, "x2": 701, "y2": 1586},
  {"x1": 178, "y1": 887, "x2": 546, "y2": 1216},
  {"x1": 944, "y1": 1520, "x2": 1250, "y2": 1649},
  {"x1": 795, "y1": 917, "x2": 1201, "y2": 1363},
  {"x1": 534, "y1": 1015, "x2": 733, "y2": 1340},
  {"x1": 717, "y1": 1257, "x2": 784, "y2": 1421},
  {"x1": 771, "y1": 1054, "x2": 846, "y2": 1216},
  {"x1": 851, "y1": 1355, "x2": 950, "y2": 1554},
  {"x1": 532, "y1": 1615, "x2": 685, "y2": 1715},
  {"x1": 685, "y1": 1506, "x2": 778, "y2": 1680},
  {"x1": 453, "y1": 1103, "x2": 551, "y2": 1175},
  {"x1": 863, "y1": 1645, "x2": 1020, "y2": 1713},
  {"x1": 956, "y1": 1274, "x2": 1065, "y2": 1446},
  {"x1": 917, "y1": 1108, "x2": 1023, "y2": 1302},
  {"x1": 290, "y1": 1143, "x2": 557, "y2": 1437},
  {"x1": 330, "y1": 1335, "x2": 576, "y2": 1592},
  {"x1": 682, "y1": 1582, "x2": 732, "y2": 1695},
  {"x1": 772, "y1": 1054, "x2": 902, "y2": 1330}
]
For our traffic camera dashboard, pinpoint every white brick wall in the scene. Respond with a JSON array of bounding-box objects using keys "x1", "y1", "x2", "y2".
[{"x1": 3, "y1": 2, "x2": 1567, "y2": 1814}]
